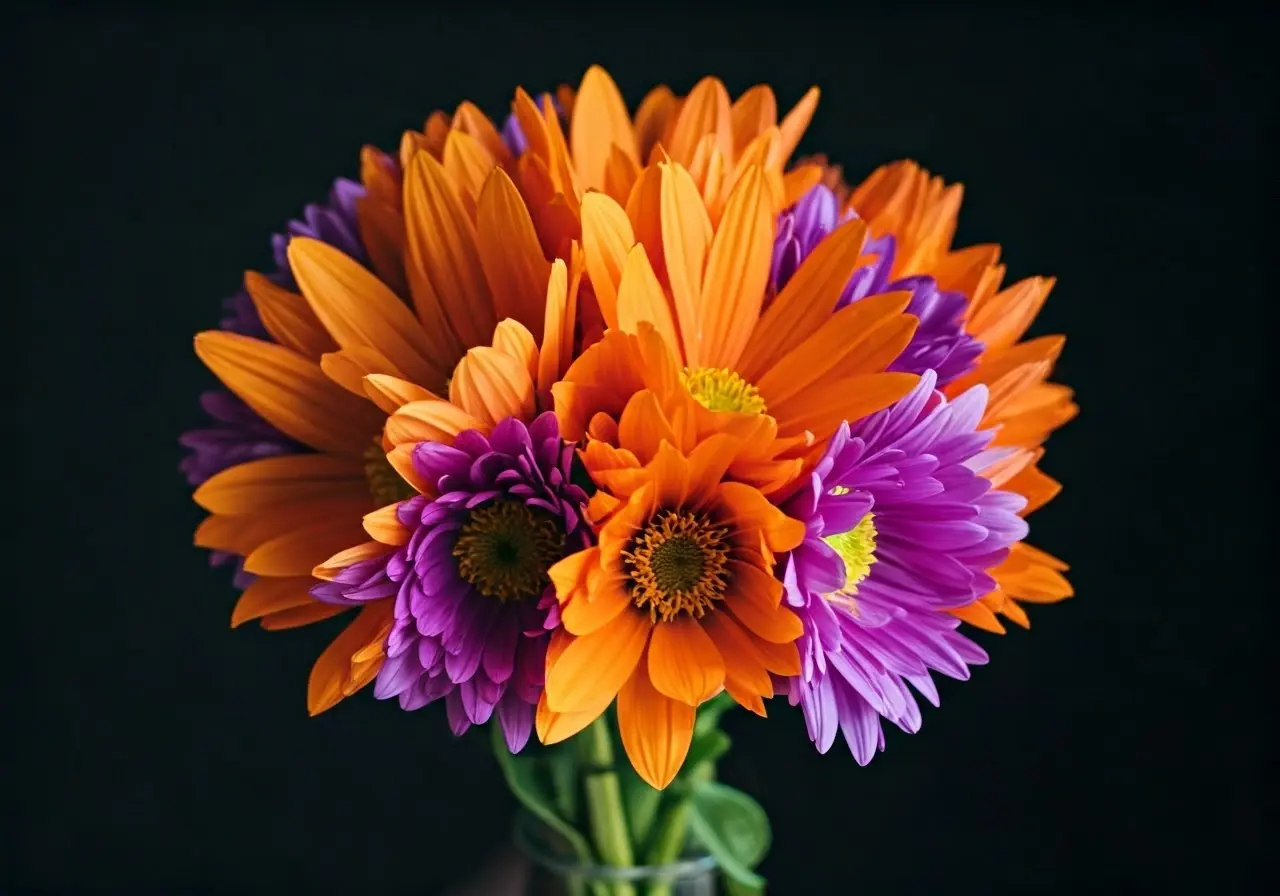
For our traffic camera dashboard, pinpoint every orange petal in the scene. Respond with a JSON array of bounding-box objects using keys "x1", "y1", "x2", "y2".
[
  {"x1": 560, "y1": 574, "x2": 631, "y2": 636},
  {"x1": 362, "y1": 374, "x2": 438, "y2": 415},
  {"x1": 259, "y1": 601, "x2": 348, "y2": 631},
  {"x1": 450, "y1": 345, "x2": 536, "y2": 426},
  {"x1": 736, "y1": 217, "x2": 868, "y2": 382},
  {"x1": 475, "y1": 168, "x2": 553, "y2": 339},
  {"x1": 698, "y1": 167, "x2": 774, "y2": 369},
  {"x1": 603, "y1": 144, "x2": 641, "y2": 206},
  {"x1": 580, "y1": 191, "x2": 635, "y2": 329},
  {"x1": 386, "y1": 444, "x2": 428, "y2": 495},
  {"x1": 544, "y1": 608, "x2": 650, "y2": 713},
  {"x1": 571, "y1": 65, "x2": 639, "y2": 191},
  {"x1": 403, "y1": 150, "x2": 496, "y2": 352},
  {"x1": 633, "y1": 85, "x2": 679, "y2": 161},
  {"x1": 230, "y1": 575, "x2": 317, "y2": 628},
  {"x1": 701, "y1": 611, "x2": 775, "y2": 696},
  {"x1": 313, "y1": 540, "x2": 395, "y2": 581},
  {"x1": 777, "y1": 87, "x2": 820, "y2": 164},
  {"x1": 660, "y1": 163, "x2": 713, "y2": 366},
  {"x1": 716, "y1": 482, "x2": 806, "y2": 552},
  {"x1": 194, "y1": 331, "x2": 380, "y2": 457},
  {"x1": 492, "y1": 319, "x2": 541, "y2": 385},
  {"x1": 770, "y1": 373, "x2": 919, "y2": 441},
  {"x1": 441, "y1": 129, "x2": 495, "y2": 213},
  {"x1": 194, "y1": 500, "x2": 361, "y2": 556},
  {"x1": 782, "y1": 165, "x2": 824, "y2": 207},
  {"x1": 363, "y1": 503, "x2": 410, "y2": 546},
  {"x1": 308, "y1": 603, "x2": 392, "y2": 715},
  {"x1": 548, "y1": 547, "x2": 599, "y2": 601},
  {"x1": 668, "y1": 76, "x2": 732, "y2": 167},
  {"x1": 616, "y1": 244, "x2": 680, "y2": 359},
  {"x1": 617, "y1": 660, "x2": 696, "y2": 790},
  {"x1": 949, "y1": 599, "x2": 1007, "y2": 634},
  {"x1": 451, "y1": 100, "x2": 511, "y2": 167},
  {"x1": 320, "y1": 346, "x2": 406, "y2": 398},
  {"x1": 194, "y1": 454, "x2": 368, "y2": 514},
  {"x1": 757, "y1": 291, "x2": 914, "y2": 406},
  {"x1": 538, "y1": 259, "x2": 569, "y2": 397},
  {"x1": 244, "y1": 271, "x2": 335, "y2": 361},
  {"x1": 287, "y1": 237, "x2": 443, "y2": 388},
  {"x1": 647, "y1": 617, "x2": 725, "y2": 705},
  {"x1": 536, "y1": 690, "x2": 610, "y2": 746},
  {"x1": 385, "y1": 399, "x2": 488, "y2": 447},
  {"x1": 625, "y1": 163, "x2": 666, "y2": 285},
  {"x1": 356, "y1": 197, "x2": 409, "y2": 300},
  {"x1": 242, "y1": 506, "x2": 372, "y2": 577},
  {"x1": 723, "y1": 561, "x2": 803, "y2": 644},
  {"x1": 730, "y1": 85, "x2": 778, "y2": 156}
]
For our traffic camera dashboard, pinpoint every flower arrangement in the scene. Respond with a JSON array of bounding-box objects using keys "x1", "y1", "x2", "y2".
[{"x1": 183, "y1": 66, "x2": 1075, "y2": 892}]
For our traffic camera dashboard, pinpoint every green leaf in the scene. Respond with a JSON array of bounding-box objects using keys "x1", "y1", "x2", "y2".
[
  {"x1": 489, "y1": 723, "x2": 593, "y2": 861},
  {"x1": 687, "y1": 781, "x2": 771, "y2": 890},
  {"x1": 694, "y1": 692, "x2": 737, "y2": 737},
  {"x1": 546, "y1": 744, "x2": 580, "y2": 825},
  {"x1": 682, "y1": 729, "x2": 731, "y2": 780}
]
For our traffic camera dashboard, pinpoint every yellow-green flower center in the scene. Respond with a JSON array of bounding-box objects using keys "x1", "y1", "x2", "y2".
[
  {"x1": 623, "y1": 510, "x2": 732, "y2": 622},
  {"x1": 454, "y1": 500, "x2": 565, "y2": 602},
  {"x1": 363, "y1": 440, "x2": 418, "y2": 506},
  {"x1": 823, "y1": 512, "x2": 878, "y2": 603},
  {"x1": 680, "y1": 367, "x2": 767, "y2": 415}
]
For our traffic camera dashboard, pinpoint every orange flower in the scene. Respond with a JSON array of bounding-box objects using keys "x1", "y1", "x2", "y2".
[
  {"x1": 540, "y1": 390, "x2": 805, "y2": 789},
  {"x1": 560, "y1": 162, "x2": 921, "y2": 492}
]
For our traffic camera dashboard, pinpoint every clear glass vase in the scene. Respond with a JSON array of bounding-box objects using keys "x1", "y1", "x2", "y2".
[{"x1": 516, "y1": 811, "x2": 719, "y2": 896}]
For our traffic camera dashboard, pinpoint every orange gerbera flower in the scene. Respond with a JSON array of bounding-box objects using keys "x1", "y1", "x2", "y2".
[
  {"x1": 559, "y1": 162, "x2": 920, "y2": 492},
  {"x1": 540, "y1": 389, "x2": 805, "y2": 789}
]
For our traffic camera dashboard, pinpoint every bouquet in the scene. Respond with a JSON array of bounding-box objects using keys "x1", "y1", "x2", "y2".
[{"x1": 182, "y1": 66, "x2": 1075, "y2": 893}]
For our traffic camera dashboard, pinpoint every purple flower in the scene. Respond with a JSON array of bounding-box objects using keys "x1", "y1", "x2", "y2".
[
  {"x1": 780, "y1": 371, "x2": 1028, "y2": 763},
  {"x1": 310, "y1": 413, "x2": 590, "y2": 753},
  {"x1": 770, "y1": 184, "x2": 983, "y2": 386},
  {"x1": 501, "y1": 92, "x2": 568, "y2": 157}
]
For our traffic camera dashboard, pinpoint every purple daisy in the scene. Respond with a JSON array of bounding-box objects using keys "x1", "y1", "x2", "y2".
[
  {"x1": 779, "y1": 370, "x2": 1029, "y2": 763},
  {"x1": 770, "y1": 184, "x2": 983, "y2": 386},
  {"x1": 310, "y1": 413, "x2": 589, "y2": 753}
]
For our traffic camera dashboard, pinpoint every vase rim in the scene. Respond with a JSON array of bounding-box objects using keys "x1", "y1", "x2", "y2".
[{"x1": 513, "y1": 811, "x2": 718, "y2": 882}]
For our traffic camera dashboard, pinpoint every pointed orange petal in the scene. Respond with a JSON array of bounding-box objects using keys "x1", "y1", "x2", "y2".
[
  {"x1": 363, "y1": 503, "x2": 410, "y2": 546},
  {"x1": 362, "y1": 374, "x2": 438, "y2": 415},
  {"x1": 194, "y1": 331, "x2": 380, "y2": 457},
  {"x1": 242, "y1": 507, "x2": 372, "y2": 577},
  {"x1": 782, "y1": 165, "x2": 824, "y2": 207},
  {"x1": 244, "y1": 271, "x2": 335, "y2": 361},
  {"x1": 194, "y1": 454, "x2": 367, "y2": 514},
  {"x1": 287, "y1": 237, "x2": 444, "y2": 388},
  {"x1": 698, "y1": 167, "x2": 774, "y2": 368},
  {"x1": 949, "y1": 599, "x2": 1007, "y2": 634},
  {"x1": 737, "y1": 217, "x2": 869, "y2": 382},
  {"x1": 1006, "y1": 463, "x2": 1062, "y2": 517},
  {"x1": 647, "y1": 617, "x2": 725, "y2": 705},
  {"x1": 716, "y1": 482, "x2": 806, "y2": 552},
  {"x1": 730, "y1": 85, "x2": 778, "y2": 156},
  {"x1": 968, "y1": 276, "x2": 1055, "y2": 352},
  {"x1": 490, "y1": 318, "x2": 540, "y2": 387},
  {"x1": 536, "y1": 690, "x2": 611, "y2": 746},
  {"x1": 313, "y1": 540, "x2": 395, "y2": 581},
  {"x1": 356, "y1": 196, "x2": 410, "y2": 300},
  {"x1": 451, "y1": 100, "x2": 511, "y2": 167},
  {"x1": 660, "y1": 163, "x2": 713, "y2": 367},
  {"x1": 194, "y1": 501, "x2": 359, "y2": 556},
  {"x1": 308, "y1": 603, "x2": 392, "y2": 715},
  {"x1": 544, "y1": 608, "x2": 650, "y2": 713},
  {"x1": 385, "y1": 444, "x2": 427, "y2": 495},
  {"x1": 561, "y1": 575, "x2": 631, "y2": 636},
  {"x1": 617, "y1": 660, "x2": 696, "y2": 790},
  {"x1": 616, "y1": 244, "x2": 681, "y2": 360},
  {"x1": 385, "y1": 399, "x2": 488, "y2": 448},
  {"x1": 403, "y1": 151, "x2": 496, "y2": 351},
  {"x1": 571, "y1": 65, "x2": 639, "y2": 191},
  {"x1": 624, "y1": 163, "x2": 666, "y2": 285},
  {"x1": 475, "y1": 168, "x2": 553, "y2": 339},
  {"x1": 581, "y1": 191, "x2": 635, "y2": 330},
  {"x1": 548, "y1": 547, "x2": 598, "y2": 602},
  {"x1": 441, "y1": 129, "x2": 495, "y2": 213},
  {"x1": 777, "y1": 87, "x2": 820, "y2": 164},
  {"x1": 320, "y1": 346, "x2": 406, "y2": 399},
  {"x1": 538, "y1": 258, "x2": 569, "y2": 397},
  {"x1": 258, "y1": 601, "x2": 348, "y2": 631},
  {"x1": 701, "y1": 611, "x2": 777, "y2": 696},
  {"x1": 230, "y1": 575, "x2": 317, "y2": 628},
  {"x1": 633, "y1": 85, "x2": 679, "y2": 161},
  {"x1": 723, "y1": 561, "x2": 803, "y2": 643},
  {"x1": 603, "y1": 144, "x2": 641, "y2": 206},
  {"x1": 757, "y1": 291, "x2": 914, "y2": 406},
  {"x1": 771, "y1": 372, "x2": 919, "y2": 440},
  {"x1": 668, "y1": 76, "x2": 732, "y2": 167},
  {"x1": 450, "y1": 345, "x2": 536, "y2": 426}
]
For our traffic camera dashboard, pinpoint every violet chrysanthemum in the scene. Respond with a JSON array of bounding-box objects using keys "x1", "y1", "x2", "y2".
[
  {"x1": 311, "y1": 413, "x2": 588, "y2": 752},
  {"x1": 780, "y1": 371, "x2": 1028, "y2": 763},
  {"x1": 770, "y1": 184, "x2": 983, "y2": 386}
]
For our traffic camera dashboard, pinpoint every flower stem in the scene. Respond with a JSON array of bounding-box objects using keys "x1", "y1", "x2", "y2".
[
  {"x1": 579, "y1": 716, "x2": 637, "y2": 896},
  {"x1": 641, "y1": 795, "x2": 692, "y2": 896}
]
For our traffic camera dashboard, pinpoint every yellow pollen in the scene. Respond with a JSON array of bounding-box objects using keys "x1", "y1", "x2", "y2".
[
  {"x1": 623, "y1": 509, "x2": 732, "y2": 623},
  {"x1": 363, "y1": 440, "x2": 417, "y2": 507},
  {"x1": 822, "y1": 513, "x2": 878, "y2": 611},
  {"x1": 453, "y1": 500, "x2": 565, "y2": 602},
  {"x1": 679, "y1": 367, "x2": 767, "y2": 415}
]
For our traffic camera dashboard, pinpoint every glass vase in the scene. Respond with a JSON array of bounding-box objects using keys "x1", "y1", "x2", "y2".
[{"x1": 516, "y1": 811, "x2": 719, "y2": 896}]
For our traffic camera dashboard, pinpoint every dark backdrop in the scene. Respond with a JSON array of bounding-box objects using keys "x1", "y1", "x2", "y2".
[{"x1": 10, "y1": 7, "x2": 1273, "y2": 894}]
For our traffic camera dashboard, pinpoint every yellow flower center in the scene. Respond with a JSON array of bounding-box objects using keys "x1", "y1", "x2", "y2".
[
  {"x1": 822, "y1": 513, "x2": 878, "y2": 610},
  {"x1": 454, "y1": 500, "x2": 565, "y2": 602},
  {"x1": 623, "y1": 509, "x2": 732, "y2": 622},
  {"x1": 363, "y1": 440, "x2": 417, "y2": 507},
  {"x1": 680, "y1": 367, "x2": 767, "y2": 415}
]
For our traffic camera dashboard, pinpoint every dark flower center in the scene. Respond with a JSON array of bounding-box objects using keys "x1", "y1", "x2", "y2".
[
  {"x1": 454, "y1": 500, "x2": 565, "y2": 602},
  {"x1": 623, "y1": 509, "x2": 731, "y2": 622}
]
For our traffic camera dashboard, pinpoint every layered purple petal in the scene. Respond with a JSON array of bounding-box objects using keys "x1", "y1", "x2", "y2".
[
  {"x1": 310, "y1": 412, "x2": 588, "y2": 753},
  {"x1": 781, "y1": 371, "x2": 1027, "y2": 758}
]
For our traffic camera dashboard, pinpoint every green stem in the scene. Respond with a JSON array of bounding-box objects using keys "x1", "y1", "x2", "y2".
[
  {"x1": 579, "y1": 717, "x2": 638, "y2": 896},
  {"x1": 641, "y1": 796, "x2": 692, "y2": 896}
]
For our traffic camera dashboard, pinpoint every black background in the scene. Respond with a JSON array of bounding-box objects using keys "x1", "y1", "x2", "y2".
[{"x1": 10, "y1": 7, "x2": 1274, "y2": 894}]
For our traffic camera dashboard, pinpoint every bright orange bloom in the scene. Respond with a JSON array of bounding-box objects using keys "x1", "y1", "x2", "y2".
[{"x1": 541, "y1": 388, "x2": 805, "y2": 789}]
